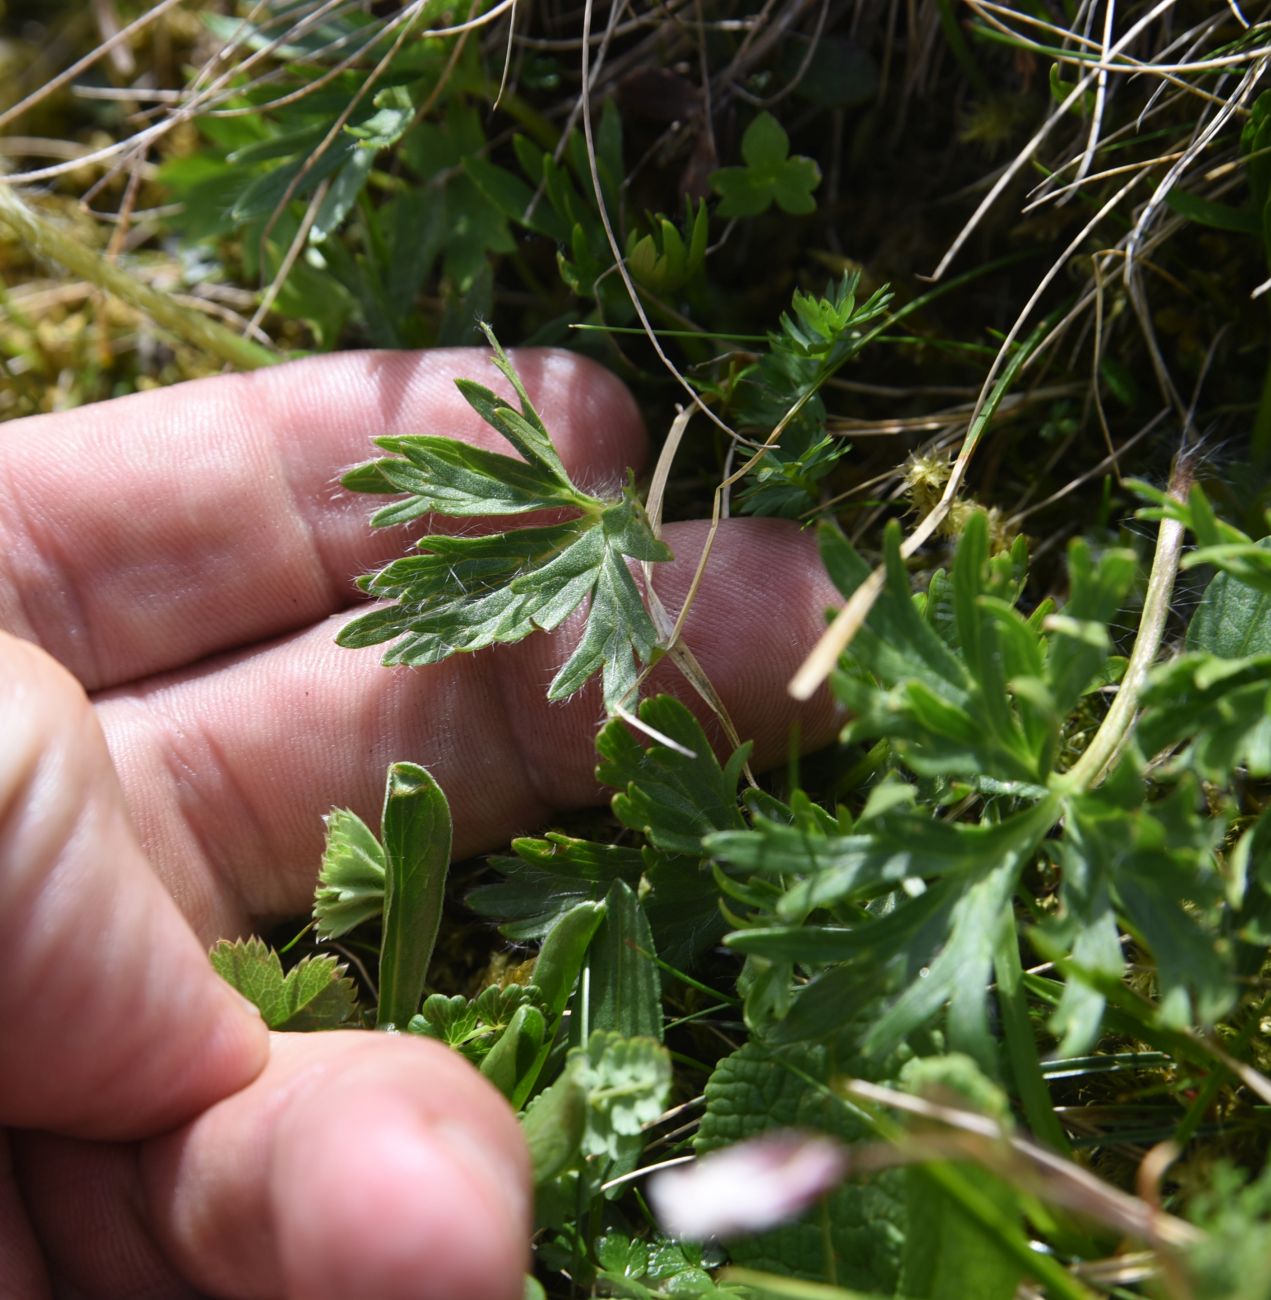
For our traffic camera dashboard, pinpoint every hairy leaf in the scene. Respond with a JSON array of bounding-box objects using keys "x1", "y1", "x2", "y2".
[
  {"x1": 313, "y1": 806, "x2": 386, "y2": 940},
  {"x1": 1187, "y1": 549, "x2": 1271, "y2": 658},
  {"x1": 339, "y1": 328, "x2": 670, "y2": 710}
]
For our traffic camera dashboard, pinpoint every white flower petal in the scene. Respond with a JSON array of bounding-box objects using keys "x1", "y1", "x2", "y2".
[{"x1": 648, "y1": 1130, "x2": 850, "y2": 1240}]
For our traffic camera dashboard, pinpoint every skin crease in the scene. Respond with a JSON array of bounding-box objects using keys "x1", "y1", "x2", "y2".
[{"x1": 0, "y1": 347, "x2": 842, "y2": 1299}]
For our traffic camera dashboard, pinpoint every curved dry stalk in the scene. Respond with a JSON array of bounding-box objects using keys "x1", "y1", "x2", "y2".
[
  {"x1": 1121, "y1": 57, "x2": 1267, "y2": 313},
  {"x1": 200, "y1": 0, "x2": 389, "y2": 119},
  {"x1": 789, "y1": 170, "x2": 1143, "y2": 702},
  {"x1": 0, "y1": 0, "x2": 186, "y2": 133},
  {"x1": 1058, "y1": 452, "x2": 1193, "y2": 792},
  {"x1": 733, "y1": 0, "x2": 830, "y2": 111},
  {"x1": 577, "y1": 0, "x2": 738, "y2": 441},
  {"x1": 932, "y1": 0, "x2": 1180, "y2": 281},
  {"x1": 840, "y1": 1078, "x2": 1202, "y2": 1252},
  {"x1": 1022, "y1": 148, "x2": 1187, "y2": 212},
  {"x1": 0, "y1": 185, "x2": 274, "y2": 370},
  {"x1": 1067, "y1": 0, "x2": 1118, "y2": 195},
  {"x1": 1005, "y1": 411, "x2": 1167, "y2": 531},
  {"x1": 245, "y1": 177, "x2": 328, "y2": 340},
  {"x1": 1, "y1": 0, "x2": 353, "y2": 184},
  {"x1": 513, "y1": 0, "x2": 690, "y2": 50},
  {"x1": 255, "y1": 0, "x2": 518, "y2": 262},
  {"x1": 255, "y1": 10, "x2": 418, "y2": 264}
]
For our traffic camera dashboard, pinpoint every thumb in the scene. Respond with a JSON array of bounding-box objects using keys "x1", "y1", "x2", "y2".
[{"x1": 0, "y1": 632, "x2": 267, "y2": 1139}]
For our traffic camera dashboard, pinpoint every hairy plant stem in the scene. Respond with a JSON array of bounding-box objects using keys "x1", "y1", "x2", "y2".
[
  {"x1": 1058, "y1": 454, "x2": 1195, "y2": 793},
  {"x1": 0, "y1": 185, "x2": 276, "y2": 371}
]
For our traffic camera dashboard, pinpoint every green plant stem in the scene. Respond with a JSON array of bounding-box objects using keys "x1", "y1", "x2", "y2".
[
  {"x1": 0, "y1": 185, "x2": 276, "y2": 371},
  {"x1": 1058, "y1": 455, "x2": 1194, "y2": 792}
]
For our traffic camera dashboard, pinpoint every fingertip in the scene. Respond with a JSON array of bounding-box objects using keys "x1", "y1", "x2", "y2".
[
  {"x1": 0, "y1": 630, "x2": 268, "y2": 1137},
  {"x1": 273, "y1": 1065, "x2": 529, "y2": 1300}
]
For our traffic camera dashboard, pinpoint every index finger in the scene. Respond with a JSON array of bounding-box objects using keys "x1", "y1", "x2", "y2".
[{"x1": 0, "y1": 349, "x2": 645, "y2": 692}]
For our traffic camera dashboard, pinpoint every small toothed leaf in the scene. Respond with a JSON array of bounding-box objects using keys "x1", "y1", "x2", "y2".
[
  {"x1": 209, "y1": 936, "x2": 358, "y2": 1031},
  {"x1": 313, "y1": 806, "x2": 386, "y2": 940}
]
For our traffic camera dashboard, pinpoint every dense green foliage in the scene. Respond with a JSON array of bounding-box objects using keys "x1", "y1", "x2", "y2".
[{"x1": 9, "y1": 1, "x2": 1271, "y2": 1296}]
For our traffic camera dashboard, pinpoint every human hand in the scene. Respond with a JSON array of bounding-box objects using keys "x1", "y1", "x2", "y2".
[{"x1": 0, "y1": 348, "x2": 839, "y2": 1299}]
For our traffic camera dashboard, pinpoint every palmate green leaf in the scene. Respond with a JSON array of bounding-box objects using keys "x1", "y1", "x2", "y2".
[
  {"x1": 339, "y1": 331, "x2": 670, "y2": 711},
  {"x1": 342, "y1": 520, "x2": 595, "y2": 653},
  {"x1": 720, "y1": 798, "x2": 1058, "y2": 1063},
  {"x1": 479, "y1": 1002, "x2": 547, "y2": 1098},
  {"x1": 851, "y1": 517, "x2": 1044, "y2": 783},
  {"x1": 472, "y1": 700, "x2": 742, "y2": 965},
  {"x1": 641, "y1": 848, "x2": 733, "y2": 968},
  {"x1": 594, "y1": 1232, "x2": 722, "y2": 1300},
  {"x1": 1093, "y1": 779, "x2": 1233, "y2": 1028},
  {"x1": 711, "y1": 111, "x2": 821, "y2": 217},
  {"x1": 456, "y1": 322, "x2": 569, "y2": 479},
  {"x1": 1181, "y1": 1161, "x2": 1271, "y2": 1300},
  {"x1": 821, "y1": 521, "x2": 972, "y2": 707},
  {"x1": 822, "y1": 514, "x2": 1134, "y2": 788},
  {"x1": 408, "y1": 984, "x2": 545, "y2": 1063},
  {"x1": 226, "y1": 79, "x2": 419, "y2": 226},
  {"x1": 778, "y1": 275, "x2": 892, "y2": 367},
  {"x1": 1044, "y1": 827, "x2": 1125, "y2": 1058},
  {"x1": 709, "y1": 799, "x2": 1057, "y2": 918},
  {"x1": 735, "y1": 272, "x2": 892, "y2": 519},
  {"x1": 209, "y1": 937, "x2": 358, "y2": 1031},
  {"x1": 547, "y1": 528, "x2": 663, "y2": 706},
  {"x1": 346, "y1": 435, "x2": 588, "y2": 523},
  {"x1": 397, "y1": 106, "x2": 518, "y2": 296},
  {"x1": 470, "y1": 835, "x2": 643, "y2": 940},
  {"x1": 410, "y1": 993, "x2": 478, "y2": 1048},
  {"x1": 1049, "y1": 779, "x2": 1235, "y2": 1033},
  {"x1": 865, "y1": 807, "x2": 1055, "y2": 1064}
]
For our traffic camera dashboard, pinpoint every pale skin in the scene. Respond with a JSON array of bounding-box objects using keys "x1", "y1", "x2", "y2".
[{"x1": 0, "y1": 348, "x2": 840, "y2": 1300}]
